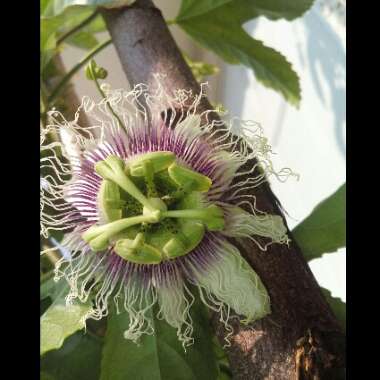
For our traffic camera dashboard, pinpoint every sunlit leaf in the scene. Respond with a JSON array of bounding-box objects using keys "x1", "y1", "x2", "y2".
[
  {"x1": 292, "y1": 183, "x2": 346, "y2": 261},
  {"x1": 41, "y1": 274, "x2": 57, "y2": 301},
  {"x1": 177, "y1": 0, "x2": 231, "y2": 20},
  {"x1": 177, "y1": 0, "x2": 314, "y2": 22},
  {"x1": 41, "y1": 282, "x2": 93, "y2": 355},
  {"x1": 176, "y1": 0, "x2": 305, "y2": 105},
  {"x1": 66, "y1": 31, "x2": 99, "y2": 49},
  {"x1": 52, "y1": 0, "x2": 135, "y2": 16},
  {"x1": 41, "y1": 4, "x2": 107, "y2": 72},
  {"x1": 41, "y1": 17, "x2": 60, "y2": 72}
]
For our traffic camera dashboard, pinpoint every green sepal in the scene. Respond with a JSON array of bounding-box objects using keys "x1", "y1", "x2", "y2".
[{"x1": 82, "y1": 213, "x2": 161, "y2": 252}]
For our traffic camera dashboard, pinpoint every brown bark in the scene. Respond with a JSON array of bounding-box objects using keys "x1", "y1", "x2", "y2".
[{"x1": 101, "y1": 1, "x2": 346, "y2": 379}]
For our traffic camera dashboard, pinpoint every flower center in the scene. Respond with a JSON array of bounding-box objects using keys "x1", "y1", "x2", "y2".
[{"x1": 81, "y1": 152, "x2": 225, "y2": 264}]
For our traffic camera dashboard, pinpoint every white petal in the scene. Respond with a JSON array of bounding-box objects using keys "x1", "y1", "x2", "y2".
[
  {"x1": 221, "y1": 204, "x2": 289, "y2": 247},
  {"x1": 194, "y1": 241, "x2": 270, "y2": 323}
]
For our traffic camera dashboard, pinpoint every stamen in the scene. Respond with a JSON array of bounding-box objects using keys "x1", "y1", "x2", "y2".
[
  {"x1": 115, "y1": 233, "x2": 163, "y2": 264},
  {"x1": 82, "y1": 212, "x2": 161, "y2": 251},
  {"x1": 168, "y1": 162, "x2": 212, "y2": 192},
  {"x1": 97, "y1": 179, "x2": 123, "y2": 222},
  {"x1": 162, "y1": 205, "x2": 224, "y2": 231},
  {"x1": 128, "y1": 151, "x2": 175, "y2": 177},
  {"x1": 142, "y1": 160, "x2": 156, "y2": 197}
]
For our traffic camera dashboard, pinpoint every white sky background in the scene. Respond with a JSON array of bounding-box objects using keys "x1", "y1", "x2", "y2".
[
  {"x1": 220, "y1": 0, "x2": 346, "y2": 302},
  {"x1": 61, "y1": 0, "x2": 346, "y2": 302}
]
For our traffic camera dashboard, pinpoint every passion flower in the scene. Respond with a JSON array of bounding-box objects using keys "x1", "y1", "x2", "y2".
[{"x1": 41, "y1": 82, "x2": 292, "y2": 346}]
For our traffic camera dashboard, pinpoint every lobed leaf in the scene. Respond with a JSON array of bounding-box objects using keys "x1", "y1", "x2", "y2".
[
  {"x1": 177, "y1": 0, "x2": 314, "y2": 22},
  {"x1": 176, "y1": 0, "x2": 305, "y2": 105}
]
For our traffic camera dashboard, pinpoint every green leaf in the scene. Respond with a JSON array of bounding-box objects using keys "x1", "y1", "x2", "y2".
[
  {"x1": 100, "y1": 294, "x2": 219, "y2": 380},
  {"x1": 176, "y1": 1, "x2": 302, "y2": 105},
  {"x1": 67, "y1": 31, "x2": 99, "y2": 49},
  {"x1": 41, "y1": 10, "x2": 84, "y2": 71},
  {"x1": 177, "y1": 0, "x2": 314, "y2": 22},
  {"x1": 42, "y1": 3, "x2": 106, "y2": 34},
  {"x1": 41, "y1": 0, "x2": 54, "y2": 16},
  {"x1": 212, "y1": 336, "x2": 232, "y2": 380},
  {"x1": 41, "y1": 6, "x2": 106, "y2": 72},
  {"x1": 41, "y1": 275, "x2": 57, "y2": 301},
  {"x1": 40, "y1": 271, "x2": 68, "y2": 315},
  {"x1": 41, "y1": 271, "x2": 61, "y2": 315},
  {"x1": 40, "y1": 372, "x2": 55, "y2": 380},
  {"x1": 183, "y1": 53, "x2": 220, "y2": 82},
  {"x1": 292, "y1": 183, "x2": 346, "y2": 261},
  {"x1": 41, "y1": 282, "x2": 93, "y2": 355},
  {"x1": 41, "y1": 331, "x2": 103, "y2": 380},
  {"x1": 52, "y1": 0, "x2": 135, "y2": 16},
  {"x1": 83, "y1": 13, "x2": 107, "y2": 34},
  {"x1": 218, "y1": 372, "x2": 232, "y2": 380},
  {"x1": 41, "y1": 298, "x2": 53, "y2": 317},
  {"x1": 321, "y1": 287, "x2": 346, "y2": 330},
  {"x1": 41, "y1": 17, "x2": 59, "y2": 73},
  {"x1": 177, "y1": 0, "x2": 231, "y2": 20},
  {"x1": 239, "y1": 0, "x2": 315, "y2": 21}
]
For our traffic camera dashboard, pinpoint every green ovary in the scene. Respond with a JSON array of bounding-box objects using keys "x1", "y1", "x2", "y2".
[{"x1": 82, "y1": 152, "x2": 224, "y2": 264}]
